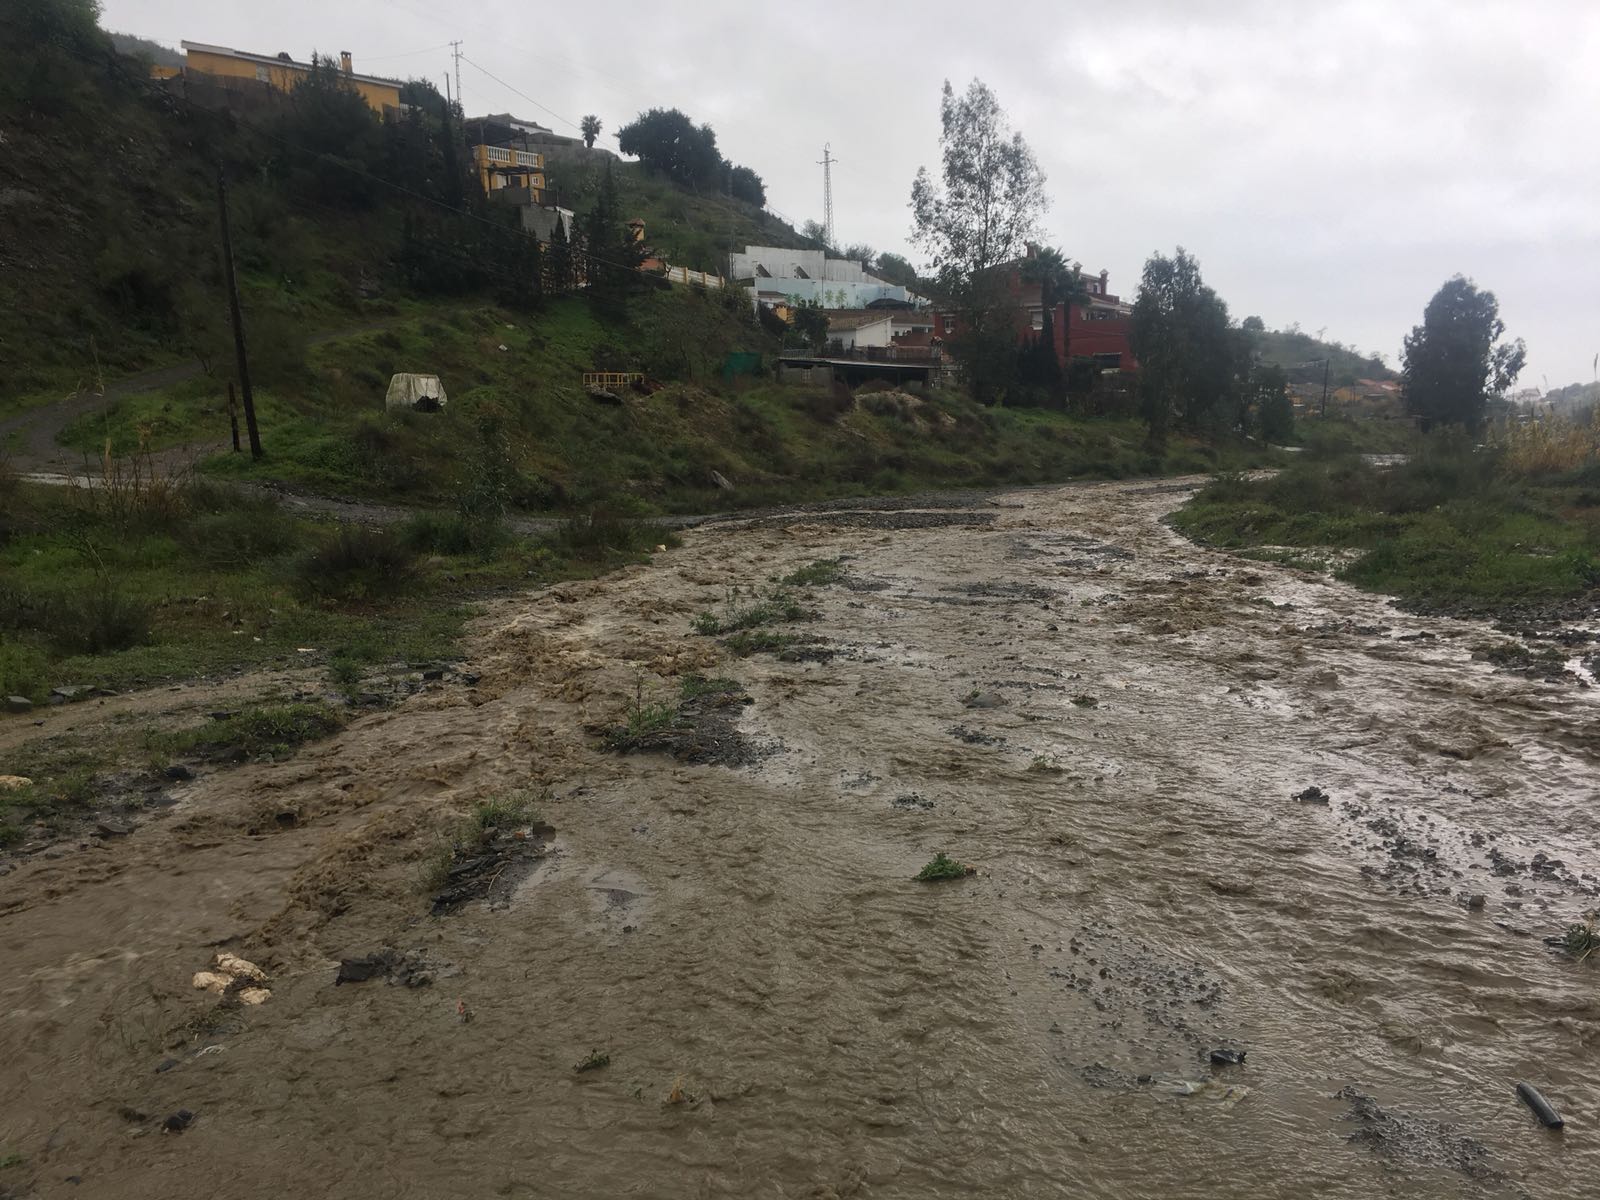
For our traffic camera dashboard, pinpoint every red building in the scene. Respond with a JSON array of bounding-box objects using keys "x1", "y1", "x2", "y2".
[{"x1": 933, "y1": 247, "x2": 1137, "y2": 374}]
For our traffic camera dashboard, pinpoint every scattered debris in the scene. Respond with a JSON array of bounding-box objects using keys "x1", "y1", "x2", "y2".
[
  {"x1": 963, "y1": 690, "x2": 1005, "y2": 709},
  {"x1": 890, "y1": 793, "x2": 935, "y2": 811},
  {"x1": 1296, "y1": 786, "x2": 1330, "y2": 804},
  {"x1": 1336, "y1": 1086, "x2": 1497, "y2": 1181},
  {"x1": 1209, "y1": 1048, "x2": 1247, "y2": 1065},
  {"x1": 161, "y1": 1110, "x2": 195, "y2": 1134},
  {"x1": 1070, "y1": 694, "x2": 1099, "y2": 709},
  {"x1": 574, "y1": 1049, "x2": 611, "y2": 1073},
  {"x1": 1554, "y1": 912, "x2": 1600, "y2": 961},
  {"x1": 456, "y1": 998, "x2": 473, "y2": 1024},
  {"x1": 335, "y1": 948, "x2": 438, "y2": 988},
  {"x1": 0, "y1": 775, "x2": 34, "y2": 790},
  {"x1": 1516, "y1": 1083, "x2": 1564, "y2": 1130},
  {"x1": 191, "y1": 953, "x2": 270, "y2": 1003}
]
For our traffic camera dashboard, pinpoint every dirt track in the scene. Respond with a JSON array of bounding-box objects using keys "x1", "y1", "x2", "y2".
[{"x1": 2, "y1": 480, "x2": 1597, "y2": 1198}]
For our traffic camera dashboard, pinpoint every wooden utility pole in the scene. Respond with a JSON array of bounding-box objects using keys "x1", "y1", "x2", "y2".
[
  {"x1": 216, "y1": 162, "x2": 263, "y2": 459},
  {"x1": 1320, "y1": 358, "x2": 1330, "y2": 419},
  {"x1": 226, "y1": 380, "x2": 241, "y2": 452}
]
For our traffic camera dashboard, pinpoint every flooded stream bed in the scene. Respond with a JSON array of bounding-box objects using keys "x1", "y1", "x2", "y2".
[{"x1": 3, "y1": 479, "x2": 1597, "y2": 1198}]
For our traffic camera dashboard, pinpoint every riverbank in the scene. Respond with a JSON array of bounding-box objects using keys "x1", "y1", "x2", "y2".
[{"x1": 2, "y1": 479, "x2": 1596, "y2": 1197}]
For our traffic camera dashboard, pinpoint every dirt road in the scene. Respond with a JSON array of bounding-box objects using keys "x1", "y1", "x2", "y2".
[{"x1": 2, "y1": 480, "x2": 1596, "y2": 1198}]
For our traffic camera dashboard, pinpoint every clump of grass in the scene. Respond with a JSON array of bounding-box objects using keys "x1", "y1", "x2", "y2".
[
  {"x1": 293, "y1": 526, "x2": 420, "y2": 602},
  {"x1": 723, "y1": 630, "x2": 807, "y2": 658},
  {"x1": 419, "y1": 788, "x2": 544, "y2": 893},
  {"x1": 679, "y1": 674, "x2": 739, "y2": 700},
  {"x1": 147, "y1": 702, "x2": 347, "y2": 764},
  {"x1": 557, "y1": 508, "x2": 679, "y2": 563},
  {"x1": 915, "y1": 852, "x2": 976, "y2": 882},
  {"x1": 0, "y1": 1150, "x2": 25, "y2": 1169},
  {"x1": 692, "y1": 587, "x2": 814, "y2": 636},
  {"x1": 574, "y1": 1049, "x2": 611, "y2": 1073},
  {"x1": 397, "y1": 510, "x2": 508, "y2": 559},
  {"x1": 1562, "y1": 913, "x2": 1600, "y2": 962},
  {"x1": 781, "y1": 558, "x2": 845, "y2": 587}
]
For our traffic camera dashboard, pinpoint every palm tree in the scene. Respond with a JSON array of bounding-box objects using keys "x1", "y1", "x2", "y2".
[
  {"x1": 1020, "y1": 246, "x2": 1090, "y2": 395},
  {"x1": 581, "y1": 114, "x2": 602, "y2": 150}
]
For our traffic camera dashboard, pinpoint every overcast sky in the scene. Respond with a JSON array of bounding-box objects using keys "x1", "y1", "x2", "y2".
[{"x1": 106, "y1": 0, "x2": 1600, "y2": 387}]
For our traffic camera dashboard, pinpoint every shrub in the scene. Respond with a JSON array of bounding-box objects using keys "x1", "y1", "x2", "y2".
[
  {"x1": 915, "y1": 853, "x2": 975, "y2": 882},
  {"x1": 293, "y1": 526, "x2": 419, "y2": 601},
  {"x1": 398, "y1": 511, "x2": 507, "y2": 558},
  {"x1": 0, "y1": 638, "x2": 49, "y2": 701},
  {"x1": 555, "y1": 509, "x2": 676, "y2": 562},
  {"x1": 51, "y1": 581, "x2": 152, "y2": 654}
]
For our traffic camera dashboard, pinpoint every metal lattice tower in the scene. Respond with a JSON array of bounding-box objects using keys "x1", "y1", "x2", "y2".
[
  {"x1": 817, "y1": 143, "x2": 836, "y2": 249},
  {"x1": 450, "y1": 41, "x2": 463, "y2": 112}
]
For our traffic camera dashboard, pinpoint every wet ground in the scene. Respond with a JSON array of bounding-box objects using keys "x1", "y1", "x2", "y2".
[{"x1": 2, "y1": 478, "x2": 1597, "y2": 1198}]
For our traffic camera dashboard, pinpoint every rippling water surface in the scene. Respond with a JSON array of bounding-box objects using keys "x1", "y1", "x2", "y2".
[{"x1": 3, "y1": 480, "x2": 1597, "y2": 1198}]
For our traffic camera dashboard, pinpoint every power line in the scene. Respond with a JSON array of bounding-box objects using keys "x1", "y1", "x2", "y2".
[
  {"x1": 355, "y1": 43, "x2": 453, "y2": 63},
  {"x1": 460, "y1": 54, "x2": 581, "y2": 134}
]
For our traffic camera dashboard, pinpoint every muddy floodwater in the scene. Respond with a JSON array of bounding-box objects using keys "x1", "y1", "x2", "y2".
[{"x1": 4, "y1": 479, "x2": 1598, "y2": 1198}]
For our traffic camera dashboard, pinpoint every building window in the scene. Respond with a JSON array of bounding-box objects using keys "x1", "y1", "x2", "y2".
[
  {"x1": 255, "y1": 65, "x2": 270, "y2": 82},
  {"x1": 1028, "y1": 307, "x2": 1044, "y2": 331}
]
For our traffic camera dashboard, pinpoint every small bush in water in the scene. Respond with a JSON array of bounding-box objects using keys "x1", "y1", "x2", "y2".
[{"x1": 916, "y1": 852, "x2": 975, "y2": 882}]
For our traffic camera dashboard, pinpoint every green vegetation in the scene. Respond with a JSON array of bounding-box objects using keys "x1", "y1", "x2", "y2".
[
  {"x1": 678, "y1": 674, "x2": 739, "y2": 701},
  {"x1": 146, "y1": 703, "x2": 347, "y2": 765},
  {"x1": 1250, "y1": 326, "x2": 1395, "y2": 390},
  {"x1": 1562, "y1": 914, "x2": 1600, "y2": 963},
  {"x1": 574, "y1": 1049, "x2": 612, "y2": 1073},
  {"x1": 1401, "y1": 276, "x2": 1526, "y2": 430},
  {"x1": 1174, "y1": 434, "x2": 1600, "y2": 611},
  {"x1": 420, "y1": 789, "x2": 543, "y2": 891},
  {"x1": 781, "y1": 559, "x2": 846, "y2": 588},
  {"x1": 0, "y1": 1150, "x2": 23, "y2": 1170},
  {"x1": 693, "y1": 588, "x2": 814, "y2": 636},
  {"x1": 915, "y1": 852, "x2": 976, "y2": 882}
]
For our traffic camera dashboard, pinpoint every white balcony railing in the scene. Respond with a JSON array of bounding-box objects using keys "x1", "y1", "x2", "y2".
[{"x1": 478, "y1": 145, "x2": 544, "y2": 169}]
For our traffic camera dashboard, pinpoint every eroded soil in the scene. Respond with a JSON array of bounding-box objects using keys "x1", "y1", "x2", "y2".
[{"x1": 2, "y1": 480, "x2": 1598, "y2": 1198}]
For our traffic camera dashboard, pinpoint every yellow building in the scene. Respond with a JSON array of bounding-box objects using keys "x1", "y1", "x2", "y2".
[
  {"x1": 179, "y1": 41, "x2": 402, "y2": 116},
  {"x1": 472, "y1": 144, "x2": 545, "y2": 201}
]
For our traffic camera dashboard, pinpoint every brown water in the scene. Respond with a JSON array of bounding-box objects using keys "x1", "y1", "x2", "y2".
[{"x1": 4, "y1": 479, "x2": 1598, "y2": 1198}]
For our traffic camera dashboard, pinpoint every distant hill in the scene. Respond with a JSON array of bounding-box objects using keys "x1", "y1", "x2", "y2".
[
  {"x1": 1542, "y1": 381, "x2": 1600, "y2": 416},
  {"x1": 109, "y1": 31, "x2": 182, "y2": 68},
  {"x1": 1251, "y1": 326, "x2": 1397, "y2": 390}
]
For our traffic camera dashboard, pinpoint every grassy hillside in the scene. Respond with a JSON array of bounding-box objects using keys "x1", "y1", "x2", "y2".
[
  {"x1": 62, "y1": 285, "x2": 1271, "y2": 514},
  {"x1": 1252, "y1": 327, "x2": 1396, "y2": 389},
  {"x1": 540, "y1": 148, "x2": 817, "y2": 275}
]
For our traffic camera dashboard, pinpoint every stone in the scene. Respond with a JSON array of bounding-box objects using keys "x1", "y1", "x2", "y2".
[
  {"x1": 710, "y1": 469, "x2": 735, "y2": 491},
  {"x1": 0, "y1": 775, "x2": 33, "y2": 791},
  {"x1": 5, "y1": 696, "x2": 32, "y2": 714},
  {"x1": 95, "y1": 818, "x2": 133, "y2": 837},
  {"x1": 163, "y1": 764, "x2": 195, "y2": 782}
]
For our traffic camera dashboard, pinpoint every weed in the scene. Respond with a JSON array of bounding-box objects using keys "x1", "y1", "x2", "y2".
[
  {"x1": 0, "y1": 1150, "x2": 23, "y2": 1169},
  {"x1": 1029, "y1": 754, "x2": 1066, "y2": 773},
  {"x1": 693, "y1": 587, "x2": 814, "y2": 636},
  {"x1": 723, "y1": 630, "x2": 807, "y2": 658},
  {"x1": 574, "y1": 1049, "x2": 611, "y2": 1073},
  {"x1": 471, "y1": 790, "x2": 540, "y2": 836},
  {"x1": 557, "y1": 508, "x2": 677, "y2": 563},
  {"x1": 293, "y1": 527, "x2": 419, "y2": 602},
  {"x1": 679, "y1": 674, "x2": 739, "y2": 700},
  {"x1": 915, "y1": 852, "x2": 976, "y2": 882},
  {"x1": 148, "y1": 703, "x2": 346, "y2": 764},
  {"x1": 1562, "y1": 913, "x2": 1600, "y2": 962},
  {"x1": 781, "y1": 558, "x2": 845, "y2": 587},
  {"x1": 327, "y1": 656, "x2": 364, "y2": 697},
  {"x1": 398, "y1": 510, "x2": 507, "y2": 558}
]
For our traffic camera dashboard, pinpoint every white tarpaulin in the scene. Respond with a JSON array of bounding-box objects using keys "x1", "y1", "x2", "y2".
[{"x1": 385, "y1": 373, "x2": 448, "y2": 411}]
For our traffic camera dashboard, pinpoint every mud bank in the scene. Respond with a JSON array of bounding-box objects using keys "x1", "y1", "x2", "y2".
[{"x1": 2, "y1": 479, "x2": 1597, "y2": 1198}]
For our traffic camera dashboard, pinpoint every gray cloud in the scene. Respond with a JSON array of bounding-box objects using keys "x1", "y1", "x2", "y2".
[{"x1": 105, "y1": 0, "x2": 1600, "y2": 383}]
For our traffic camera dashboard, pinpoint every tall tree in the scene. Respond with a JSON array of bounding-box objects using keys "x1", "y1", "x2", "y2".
[
  {"x1": 1020, "y1": 246, "x2": 1090, "y2": 401},
  {"x1": 873, "y1": 253, "x2": 919, "y2": 289},
  {"x1": 729, "y1": 164, "x2": 765, "y2": 207},
  {"x1": 580, "y1": 162, "x2": 643, "y2": 317},
  {"x1": 1130, "y1": 248, "x2": 1241, "y2": 447},
  {"x1": 580, "y1": 113, "x2": 602, "y2": 150},
  {"x1": 910, "y1": 78, "x2": 1047, "y2": 403},
  {"x1": 1401, "y1": 275, "x2": 1526, "y2": 429},
  {"x1": 547, "y1": 214, "x2": 573, "y2": 293}
]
